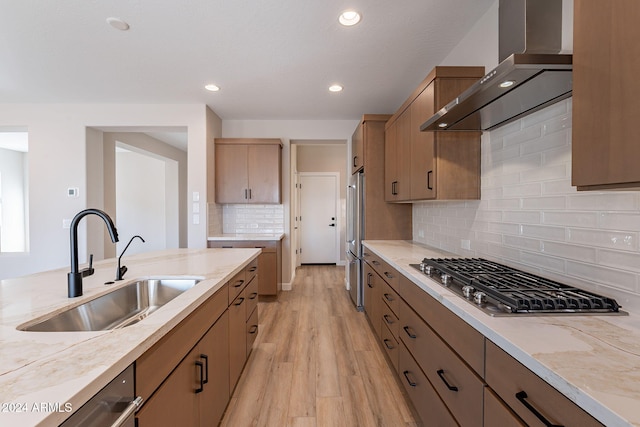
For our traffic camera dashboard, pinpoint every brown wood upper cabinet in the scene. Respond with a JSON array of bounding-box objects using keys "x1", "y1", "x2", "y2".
[
  {"x1": 214, "y1": 138, "x2": 282, "y2": 203},
  {"x1": 572, "y1": 1, "x2": 640, "y2": 190},
  {"x1": 385, "y1": 66, "x2": 484, "y2": 202}
]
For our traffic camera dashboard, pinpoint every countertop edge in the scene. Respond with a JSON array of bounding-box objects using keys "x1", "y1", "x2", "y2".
[{"x1": 208, "y1": 234, "x2": 285, "y2": 241}]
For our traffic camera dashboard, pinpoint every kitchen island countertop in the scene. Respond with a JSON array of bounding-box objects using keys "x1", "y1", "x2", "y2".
[
  {"x1": 363, "y1": 239, "x2": 640, "y2": 427},
  {"x1": 0, "y1": 247, "x2": 260, "y2": 426}
]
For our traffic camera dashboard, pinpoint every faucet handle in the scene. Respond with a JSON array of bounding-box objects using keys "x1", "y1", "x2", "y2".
[{"x1": 81, "y1": 254, "x2": 95, "y2": 278}]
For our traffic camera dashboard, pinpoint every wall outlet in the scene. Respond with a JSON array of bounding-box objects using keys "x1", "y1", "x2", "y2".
[
  {"x1": 461, "y1": 239, "x2": 471, "y2": 250},
  {"x1": 62, "y1": 219, "x2": 71, "y2": 229}
]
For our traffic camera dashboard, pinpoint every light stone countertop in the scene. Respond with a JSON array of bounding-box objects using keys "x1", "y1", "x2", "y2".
[
  {"x1": 363, "y1": 240, "x2": 640, "y2": 427},
  {"x1": 0, "y1": 247, "x2": 260, "y2": 426},
  {"x1": 208, "y1": 233, "x2": 285, "y2": 241}
]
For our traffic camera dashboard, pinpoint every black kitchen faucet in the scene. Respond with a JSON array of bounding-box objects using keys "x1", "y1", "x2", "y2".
[{"x1": 67, "y1": 208, "x2": 119, "y2": 298}]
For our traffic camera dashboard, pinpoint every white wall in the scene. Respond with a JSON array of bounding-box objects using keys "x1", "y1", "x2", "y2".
[
  {"x1": 221, "y1": 120, "x2": 359, "y2": 286},
  {"x1": 0, "y1": 104, "x2": 218, "y2": 280},
  {"x1": 414, "y1": 0, "x2": 640, "y2": 312}
]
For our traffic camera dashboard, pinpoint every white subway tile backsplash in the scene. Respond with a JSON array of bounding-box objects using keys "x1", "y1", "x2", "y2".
[
  {"x1": 221, "y1": 204, "x2": 284, "y2": 234},
  {"x1": 411, "y1": 99, "x2": 640, "y2": 312}
]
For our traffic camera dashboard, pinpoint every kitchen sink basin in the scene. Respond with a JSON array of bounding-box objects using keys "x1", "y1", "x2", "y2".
[{"x1": 19, "y1": 278, "x2": 202, "y2": 332}]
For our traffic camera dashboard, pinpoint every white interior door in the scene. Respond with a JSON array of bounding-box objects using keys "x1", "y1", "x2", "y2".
[{"x1": 300, "y1": 173, "x2": 338, "y2": 264}]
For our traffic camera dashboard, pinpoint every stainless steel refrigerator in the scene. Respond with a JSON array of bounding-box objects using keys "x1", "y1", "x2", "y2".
[{"x1": 346, "y1": 171, "x2": 364, "y2": 310}]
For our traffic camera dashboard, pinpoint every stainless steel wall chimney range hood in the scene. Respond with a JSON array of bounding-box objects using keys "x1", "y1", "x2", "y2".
[{"x1": 421, "y1": 0, "x2": 571, "y2": 132}]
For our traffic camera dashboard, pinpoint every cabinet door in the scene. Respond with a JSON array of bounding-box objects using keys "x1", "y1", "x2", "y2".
[
  {"x1": 484, "y1": 388, "x2": 526, "y2": 427},
  {"x1": 384, "y1": 119, "x2": 399, "y2": 202},
  {"x1": 258, "y1": 251, "x2": 277, "y2": 295},
  {"x1": 136, "y1": 346, "x2": 200, "y2": 426},
  {"x1": 363, "y1": 262, "x2": 381, "y2": 338},
  {"x1": 395, "y1": 111, "x2": 412, "y2": 201},
  {"x1": 198, "y1": 311, "x2": 230, "y2": 427},
  {"x1": 229, "y1": 293, "x2": 247, "y2": 392},
  {"x1": 247, "y1": 144, "x2": 281, "y2": 203},
  {"x1": 215, "y1": 144, "x2": 248, "y2": 203},
  {"x1": 351, "y1": 122, "x2": 364, "y2": 174},
  {"x1": 410, "y1": 83, "x2": 436, "y2": 200},
  {"x1": 572, "y1": 0, "x2": 640, "y2": 190}
]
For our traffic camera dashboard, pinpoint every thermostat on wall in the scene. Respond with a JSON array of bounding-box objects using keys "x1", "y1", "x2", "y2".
[{"x1": 67, "y1": 187, "x2": 79, "y2": 198}]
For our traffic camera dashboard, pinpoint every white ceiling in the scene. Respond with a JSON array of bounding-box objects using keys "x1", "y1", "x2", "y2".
[{"x1": 0, "y1": 0, "x2": 495, "y2": 121}]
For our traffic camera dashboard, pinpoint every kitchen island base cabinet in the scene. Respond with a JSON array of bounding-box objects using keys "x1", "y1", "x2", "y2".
[
  {"x1": 136, "y1": 311, "x2": 230, "y2": 427},
  {"x1": 208, "y1": 240, "x2": 282, "y2": 296}
]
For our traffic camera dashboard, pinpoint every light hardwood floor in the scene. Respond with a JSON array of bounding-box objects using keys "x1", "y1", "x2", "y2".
[{"x1": 220, "y1": 265, "x2": 420, "y2": 427}]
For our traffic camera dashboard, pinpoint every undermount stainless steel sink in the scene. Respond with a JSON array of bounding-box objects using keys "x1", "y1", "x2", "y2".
[{"x1": 19, "y1": 278, "x2": 202, "y2": 332}]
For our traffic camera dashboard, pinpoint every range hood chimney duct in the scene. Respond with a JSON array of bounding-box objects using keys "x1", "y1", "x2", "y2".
[{"x1": 421, "y1": 0, "x2": 572, "y2": 132}]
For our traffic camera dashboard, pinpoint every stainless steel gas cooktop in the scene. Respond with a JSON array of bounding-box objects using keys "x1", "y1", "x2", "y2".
[{"x1": 410, "y1": 258, "x2": 627, "y2": 317}]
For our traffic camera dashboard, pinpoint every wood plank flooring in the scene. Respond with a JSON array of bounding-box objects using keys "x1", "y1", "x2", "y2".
[{"x1": 220, "y1": 265, "x2": 420, "y2": 427}]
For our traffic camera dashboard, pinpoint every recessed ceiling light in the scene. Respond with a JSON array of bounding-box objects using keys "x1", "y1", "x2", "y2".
[
  {"x1": 205, "y1": 84, "x2": 220, "y2": 92},
  {"x1": 106, "y1": 17, "x2": 130, "y2": 31},
  {"x1": 339, "y1": 10, "x2": 361, "y2": 26},
  {"x1": 438, "y1": 123, "x2": 448, "y2": 128},
  {"x1": 329, "y1": 84, "x2": 343, "y2": 92},
  {"x1": 499, "y1": 80, "x2": 515, "y2": 88}
]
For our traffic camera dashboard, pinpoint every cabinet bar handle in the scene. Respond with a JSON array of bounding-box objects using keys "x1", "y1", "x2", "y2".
[
  {"x1": 249, "y1": 325, "x2": 258, "y2": 334},
  {"x1": 515, "y1": 391, "x2": 563, "y2": 427},
  {"x1": 195, "y1": 361, "x2": 204, "y2": 393},
  {"x1": 402, "y1": 370, "x2": 417, "y2": 387},
  {"x1": 403, "y1": 326, "x2": 417, "y2": 339},
  {"x1": 436, "y1": 369, "x2": 458, "y2": 392},
  {"x1": 384, "y1": 272, "x2": 393, "y2": 280},
  {"x1": 372, "y1": 260, "x2": 380, "y2": 266},
  {"x1": 383, "y1": 314, "x2": 394, "y2": 324},
  {"x1": 353, "y1": 156, "x2": 358, "y2": 168},
  {"x1": 249, "y1": 292, "x2": 258, "y2": 300},
  {"x1": 234, "y1": 297, "x2": 245, "y2": 306},
  {"x1": 200, "y1": 354, "x2": 209, "y2": 384},
  {"x1": 427, "y1": 170, "x2": 433, "y2": 190},
  {"x1": 244, "y1": 189, "x2": 248, "y2": 199},
  {"x1": 248, "y1": 188, "x2": 252, "y2": 199},
  {"x1": 383, "y1": 339, "x2": 395, "y2": 350},
  {"x1": 383, "y1": 293, "x2": 394, "y2": 302},
  {"x1": 233, "y1": 279, "x2": 245, "y2": 288},
  {"x1": 249, "y1": 266, "x2": 257, "y2": 272},
  {"x1": 222, "y1": 245, "x2": 233, "y2": 248},
  {"x1": 367, "y1": 273, "x2": 373, "y2": 288}
]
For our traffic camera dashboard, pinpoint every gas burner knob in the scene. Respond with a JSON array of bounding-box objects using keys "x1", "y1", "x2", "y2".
[
  {"x1": 424, "y1": 265, "x2": 433, "y2": 275},
  {"x1": 473, "y1": 292, "x2": 487, "y2": 305},
  {"x1": 441, "y1": 274, "x2": 451, "y2": 286},
  {"x1": 462, "y1": 285, "x2": 475, "y2": 299}
]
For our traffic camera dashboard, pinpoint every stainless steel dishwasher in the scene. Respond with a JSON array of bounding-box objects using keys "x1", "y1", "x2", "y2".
[{"x1": 60, "y1": 364, "x2": 142, "y2": 427}]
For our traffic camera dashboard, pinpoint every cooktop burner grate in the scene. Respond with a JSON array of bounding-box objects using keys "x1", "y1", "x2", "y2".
[{"x1": 419, "y1": 258, "x2": 621, "y2": 314}]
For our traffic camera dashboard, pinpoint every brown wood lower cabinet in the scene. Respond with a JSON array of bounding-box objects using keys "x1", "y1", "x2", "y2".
[
  {"x1": 208, "y1": 240, "x2": 281, "y2": 296},
  {"x1": 485, "y1": 341, "x2": 604, "y2": 427},
  {"x1": 363, "y1": 262, "x2": 382, "y2": 338},
  {"x1": 398, "y1": 342, "x2": 458, "y2": 427},
  {"x1": 484, "y1": 388, "x2": 526, "y2": 427},
  {"x1": 135, "y1": 259, "x2": 259, "y2": 427}
]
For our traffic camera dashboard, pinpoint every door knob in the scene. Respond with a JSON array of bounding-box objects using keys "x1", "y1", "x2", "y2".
[{"x1": 329, "y1": 224, "x2": 336, "y2": 227}]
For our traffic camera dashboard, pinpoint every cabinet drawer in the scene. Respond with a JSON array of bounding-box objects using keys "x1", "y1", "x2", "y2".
[
  {"x1": 381, "y1": 301, "x2": 399, "y2": 338},
  {"x1": 399, "y1": 274, "x2": 484, "y2": 376},
  {"x1": 245, "y1": 275, "x2": 259, "y2": 322},
  {"x1": 484, "y1": 387, "x2": 526, "y2": 427},
  {"x1": 486, "y1": 341, "x2": 604, "y2": 427},
  {"x1": 398, "y1": 342, "x2": 457, "y2": 427},
  {"x1": 399, "y1": 298, "x2": 483, "y2": 427},
  {"x1": 208, "y1": 240, "x2": 277, "y2": 252},
  {"x1": 246, "y1": 257, "x2": 258, "y2": 284},
  {"x1": 363, "y1": 251, "x2": 399, "y2": 291},
  {"x1": 246, "y1": 306, "x2": 259, "y2": 356},
  {"x1": 380, "y1": 321, "x2": 398, "y2": 372},
  {"x1": 381, "y1": 280, "x2": 399, "y2": 317},
  {"x1": 228, "y1": 268, "x2": 246, "y2": 304}
]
